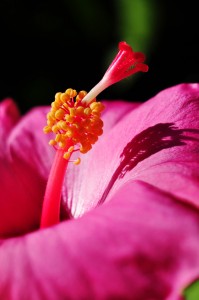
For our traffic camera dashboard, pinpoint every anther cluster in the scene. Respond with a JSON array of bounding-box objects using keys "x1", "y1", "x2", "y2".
[{"x1": 43, "y1": 88, "x2": 105, "y2": 162}]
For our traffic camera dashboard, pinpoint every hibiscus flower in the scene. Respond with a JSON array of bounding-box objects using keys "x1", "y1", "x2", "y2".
[{"x1": 0, "y1": 42, "x2": 199, "y2": 300}]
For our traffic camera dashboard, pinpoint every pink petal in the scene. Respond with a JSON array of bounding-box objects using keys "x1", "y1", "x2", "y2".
[
  {"x1": 0, "y1": 105, "x2": 54, "y2": 237},
  {"x1": 0, "y1": 98, "x2": 20, "y2": 155},
  {"x1": 0, "y1": 158, "x2": 45, "y2": 237},
  {"x1": 101, "y1": 100, "x2": 140, "y2": 132},
  {"x1": 0, "y1": 181, "x2": 199, "y2": 299},
  {"x1": 63, "y1": 83, "x2": 199, "y2": 217},
  {"x1": 7, "y1": 106, "x2": 54, "y2": 179}
]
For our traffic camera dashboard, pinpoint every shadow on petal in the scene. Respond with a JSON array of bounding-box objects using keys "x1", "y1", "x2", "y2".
[{"x1": 100, "y1": 123, "x2": 199, "y2": 204}]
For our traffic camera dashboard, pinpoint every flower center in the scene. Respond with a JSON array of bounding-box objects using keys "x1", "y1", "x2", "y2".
[
  {"x1": 40, "y1": 41, "x2": 149, "y2": 229},
  {"x1": 43, "y1": 88, "x2": 105, "y2": 164}
]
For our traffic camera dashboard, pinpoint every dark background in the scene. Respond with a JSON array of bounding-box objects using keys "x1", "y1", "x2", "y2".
[{"x1": 1, "y1": 0, "x2": 199, "y2": 114}]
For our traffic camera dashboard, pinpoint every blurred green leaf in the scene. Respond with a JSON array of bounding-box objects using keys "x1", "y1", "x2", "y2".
[
  {"x1": 106, "y1": 0, "x2": 159, "y2": 95},
  {"x1": 183, "y1": 280, "x2": 199, "y2": 300},
  {"x1": 116, "y1": 0, "x2": 158, "y2": 52}
]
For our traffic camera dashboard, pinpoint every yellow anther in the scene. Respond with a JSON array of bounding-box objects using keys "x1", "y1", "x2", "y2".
[
  {"x1": 79, "y1": 90, "x2": 87, "y2": 98},
  {"x1": 68, "y1": 146, "x2": 74, "y2": 153},
  {"x1": 47, "y1": 112, "x2": 54, "y2": 120},
  {"x1": 84, "y1": 107, "x2": 91, "y2": 115},
  {"x1": 59, "y1": 141, "x2": 66, "y2": 148},
  {"x1": 47, "y1": 119, "x2": 52, "y2": 126},
  {"x1": 73, "y1": 158, "x2": 81, "y2": 165},
  {"x1": 65, "y1": 115, "x2": 74, "y2": 123},
  {"x1": 59, "y1": 120, "x2": 68, "y2": 131},
  {"x1": 49, "y1": 139, "x2": 57, "y2": 146},
  {"x1": 90, "y1": 102, "x2": 97, "y2": 110},
  {"x1": 43, "y1": 125, "x2": 52, "y2": 134},
  {"x1": 60, "y1": 93, "x2": 70, "y2": 103},
  {"x1": 55, "y1": 134, "x2": 62, "y2": 143},
  {"x1": 69, "y1": 108, "x2": 75, "y2": 117},
  {"x1": 63, "y1": 103, "x2": 69, "y2": 110},
  {"x1": 56, "y1": 121, "x2": 62, "y2": 130},
  {"x1": 90, "y1": 102, "x2": 105, "y2": 113},
  {"x1": 52, "y1": 124, "x2": 59, "y2": 133},
  {"x1": 55, "y1": 109, "x2": 65, "y2": 120},
  {"x1": 76, "y1": 90, "x2": 87, "y2": 102},
  {"x1": 55, "y1": 92, "x2": 62, "y2": 100},
  {"x1": 65, "y1": 88, "x2": 77, "y2": 98},
  {"x1": 65, "y1": 129, "x2": 74, "y2": 138},
  {"x1": 63, "y1": 152, "x2": 71, "y2": 160},
  {"x1": 51, "y1": 101, "x2": 60, "y2": 109}
]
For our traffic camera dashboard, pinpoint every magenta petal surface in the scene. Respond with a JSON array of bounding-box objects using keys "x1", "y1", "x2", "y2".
[
  {"x1": 64, "y1": 84, "x2": 199, "y2": 217},
  {"x1": 7, "y1": 106, "x2": 54, "y2": 179},
  {"x1": 0, "y1": 104, "x2": 54, "y2": 237},
  {"x1": 101, "y1": 100, "x2": 140, "y2": 132},
  {"x1": 0, "y1": 181, "x2": 199, "y2": 299},
  {"x1": 0, "y1": 98, "x2": 20, "y2": 154}
]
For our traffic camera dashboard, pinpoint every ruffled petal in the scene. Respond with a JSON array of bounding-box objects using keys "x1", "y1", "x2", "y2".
[
  {"x1": 1, "y1": 181, "x2": 199, "y2": 300},
  {"x1": 0, "y1": 105, "x2": 54, "y2": 237},
  {"x1": 7, "y1": 106, "x2": 54, "y2": 179},
  {"x1": 63, "y1": 83, "x2": 199, "y2": 217},
  {"x1": 0, "y1": 158, "x2": 46, "y2": 237},
  {"x1": 0, "y1": 98, "x2": 20, "y2": 155},
  {"x1": 101, "y1": 100, "x2": 140, "y2": 132}
]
